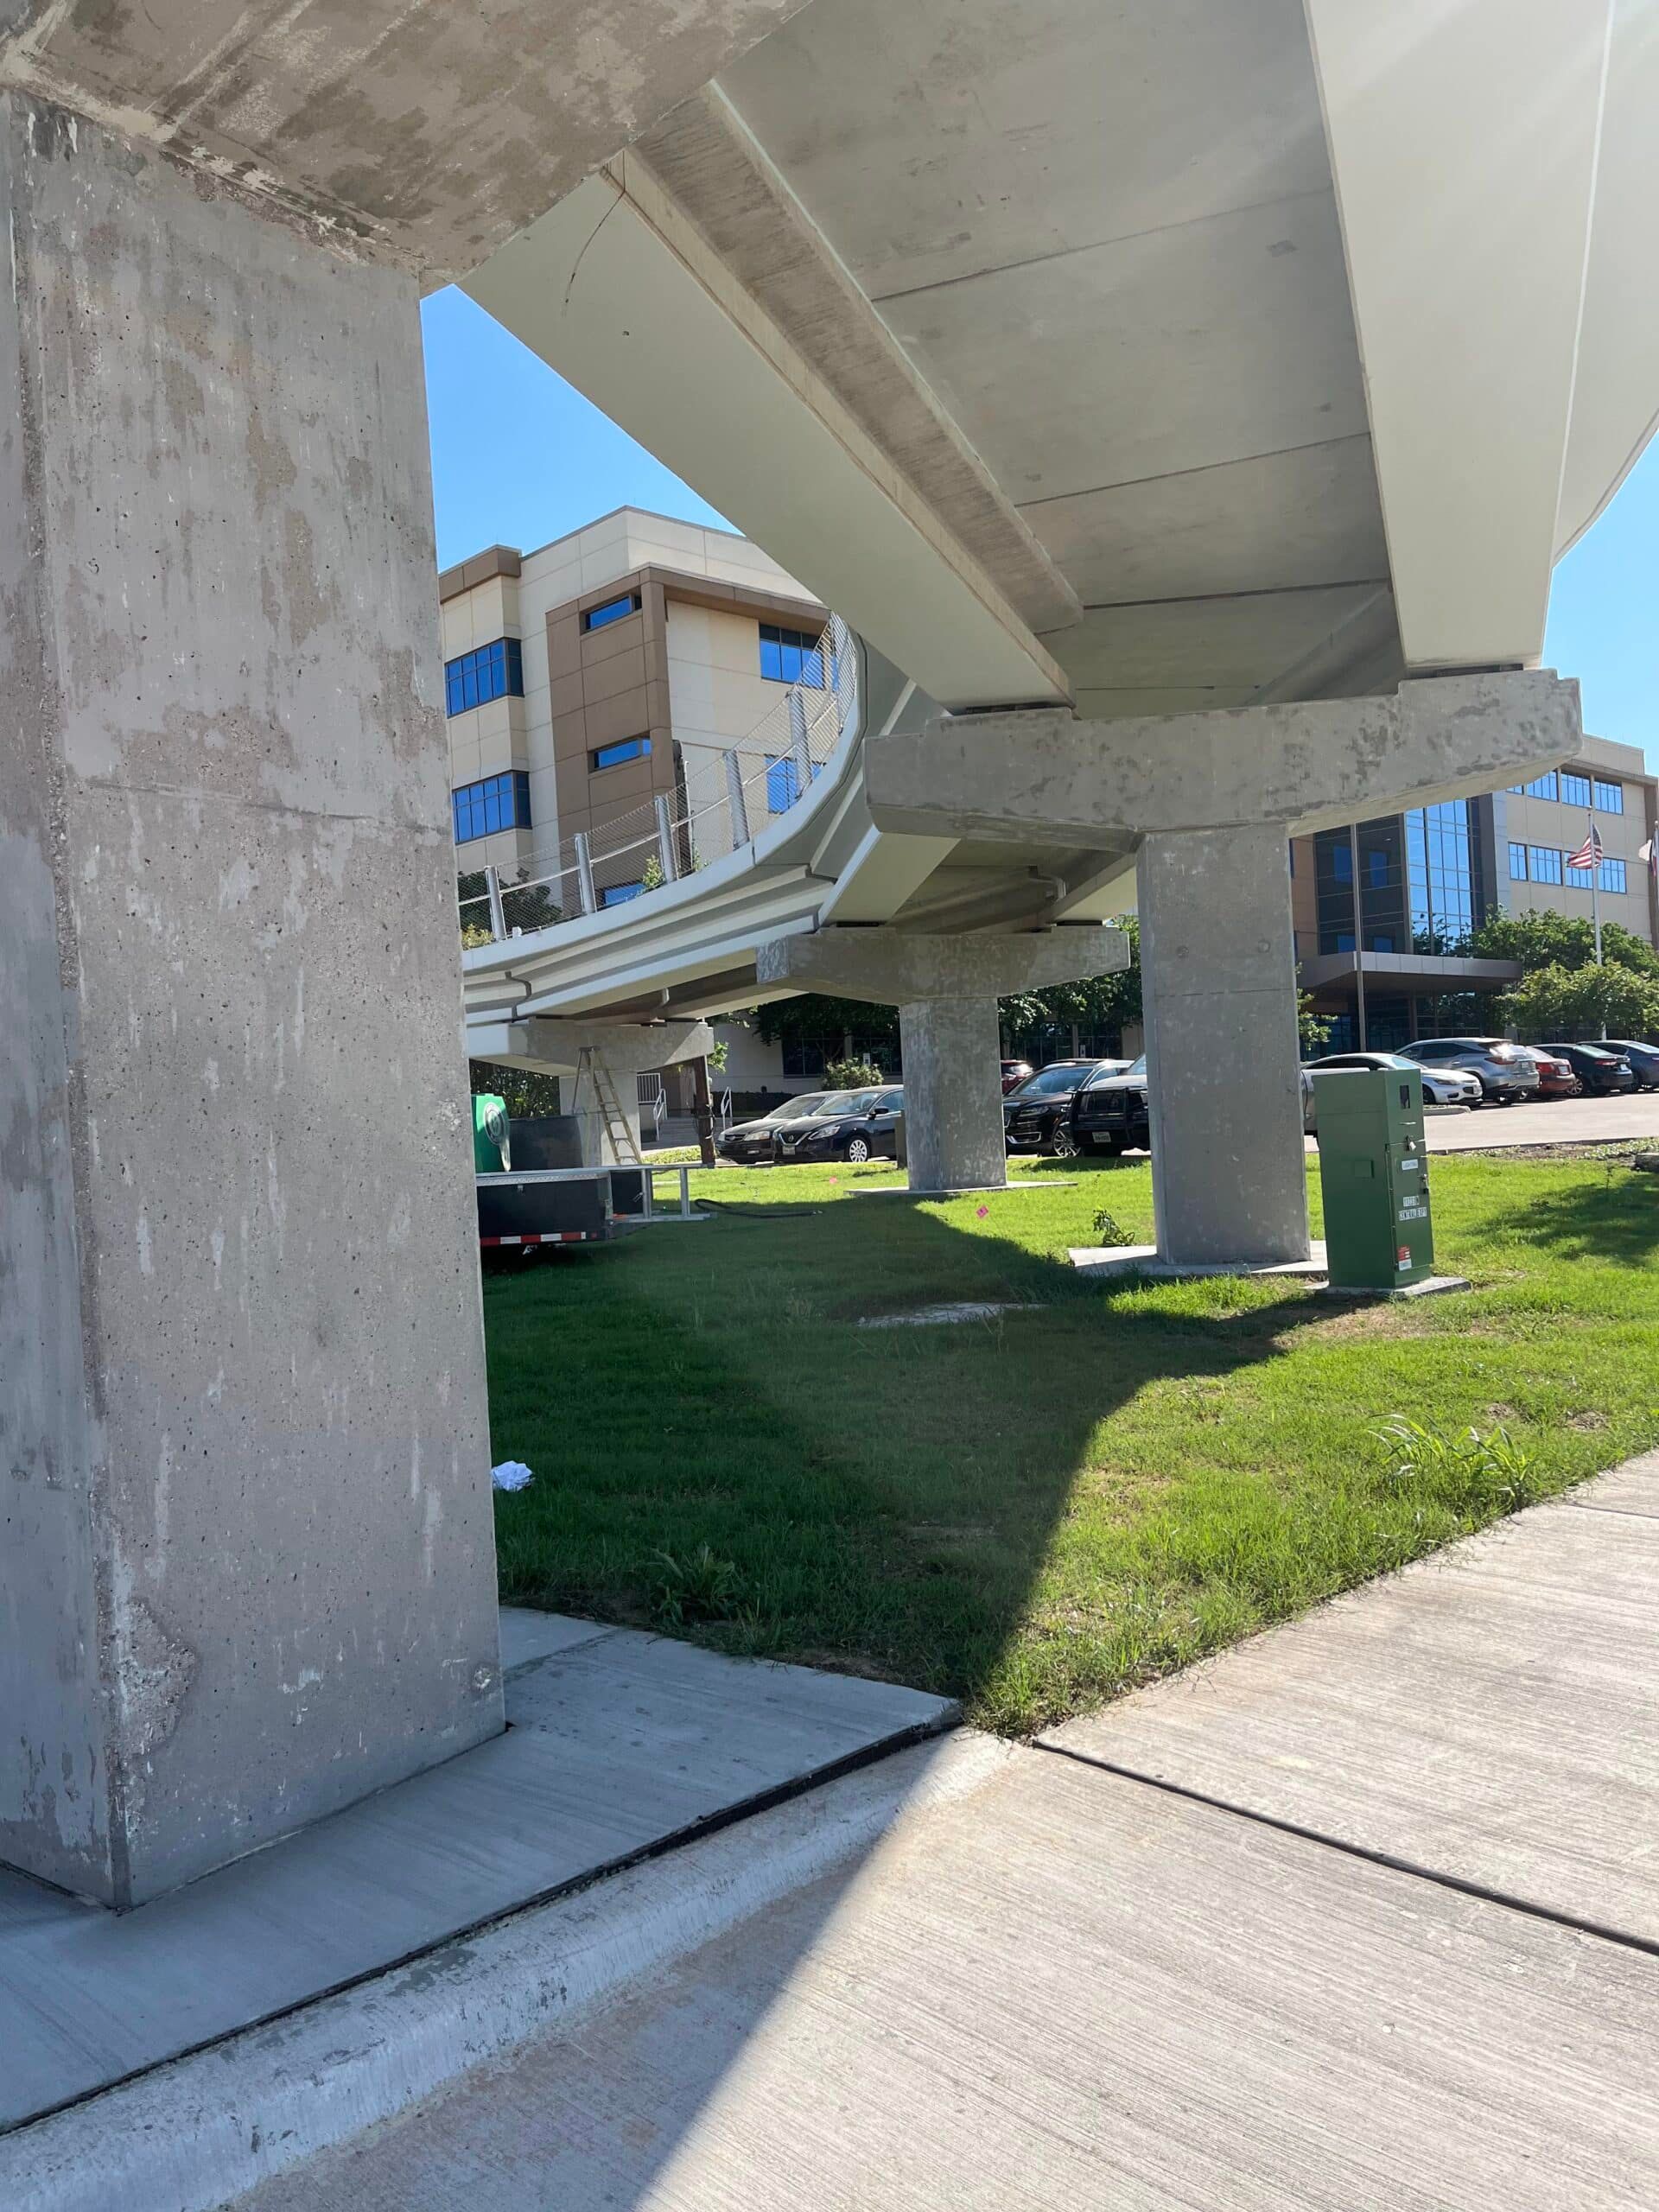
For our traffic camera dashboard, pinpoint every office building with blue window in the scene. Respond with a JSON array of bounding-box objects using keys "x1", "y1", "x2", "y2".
[
  {"x1": 1291, "y1": 733, "x2": 1657, "y2": 1052},
  {"x1": 439, "y1": 508, "x2": 829, "y2": 905}
]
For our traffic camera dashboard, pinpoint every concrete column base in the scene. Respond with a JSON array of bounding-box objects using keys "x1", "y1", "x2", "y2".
[
  {"x1": 1139, "y1": 825, "x2": 1312, "y2": 1268},
  {"x1": 898, "y1": 999, "x2": 1007, "y2": 1193}
]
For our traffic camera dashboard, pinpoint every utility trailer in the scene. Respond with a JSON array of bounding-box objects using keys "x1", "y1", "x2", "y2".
[{"x1": 475, "y1": 1163, "x2": 702, "y2": 1252}]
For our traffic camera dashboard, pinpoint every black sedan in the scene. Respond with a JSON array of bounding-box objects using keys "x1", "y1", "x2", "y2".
[
  {"x1": 772, "y1": 1086, "x2": 905, "y2": 1164},
  {"x1": 1541, "y1": 1043, "x2": 1637, "y2": 1095},
  {"x1": 715, "y1": 1090, "x2": 831, "y2": 1164},
  {"x1": 1003, "y1": 1058, "x2": 1128, "y2": 1157},
  {"x1": 1602, "y1": 1039, "x2": 1659, "y2": 1090},
  {"x1": 1072, "y1": 1057, "x2": 1151, "y2": 1155}
]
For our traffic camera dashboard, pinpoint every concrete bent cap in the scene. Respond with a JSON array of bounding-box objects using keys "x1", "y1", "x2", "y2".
[
  {"x1": 862, "y1": 671, "x2": 1582, "y2": 846},
  {"x1": 756, "y1": 928, "x2": 1128, "y2": 1008},
  {"x1": 467, "y1": 1017, "x2": 713, "y2": 1075}
]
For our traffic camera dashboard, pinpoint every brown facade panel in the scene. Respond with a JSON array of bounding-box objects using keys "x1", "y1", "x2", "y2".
[{"x1": 438, "y1": 543, "x2": 523, "y2": 601}]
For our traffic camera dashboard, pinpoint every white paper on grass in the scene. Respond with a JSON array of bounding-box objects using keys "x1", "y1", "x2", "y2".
[{"x1": 491, "y1": 1461, "x2": 535, "y2": 1492}]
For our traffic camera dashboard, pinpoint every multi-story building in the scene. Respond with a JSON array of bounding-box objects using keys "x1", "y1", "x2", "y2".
[
  {"x1": 1295, "y1": 733, "x2": 1657, "y2": 1051},
  {"x1": 440, "y1": 507, "x2": 830, "y2": 909}
]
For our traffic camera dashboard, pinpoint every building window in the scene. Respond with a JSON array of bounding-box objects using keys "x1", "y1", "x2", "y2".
[
  {"x1": 444, "y1": 637, "x2": 524, "y2": 716},
  {"x1": 766, "y1": 756, "x2": 800, "y2": 813},
  {"x1": 1330, "y1": 842, "x2": 1352, "y2": 882},
  {"x1": 591, "y1": 735, "x2": 651, "y2": 772},
  {"x1": 1600, "y1": 857, "x2": 1628, "y2": 893},
  {"x1": 1524, "y1": 771, "x2": 1559, "y2": 802},
  {"x1": 1560, "y1": 772, "x2": 1592, "y2": 808},
  {"x1": 452, "y1": 769, "x2": 531, "y2": 844},
  {"x1": 600, "y1": 881, "x2": 644, "y2": 906},
  {"x1": 759, "y1": 623, "x2": 825, "y2": 687},
  {"x1": 1508, "y1": 842, "x2": 1529, "y2": 880},
  {"x1": 1594, "y1": 779, "x2": 1624, "y2": 815},
  {"x1": 582, "y1": 592, "x2": 640, "y2": 633},
  {"x1": 1528, "y1": 846, "x2": 1563, "y2": 885},
  {"x1": 781, "y1": 1035, "x2": 830, "y2": 1077},
  {"x1": 1567, "y1": 859, "x2": 1594, "y2": 890}
]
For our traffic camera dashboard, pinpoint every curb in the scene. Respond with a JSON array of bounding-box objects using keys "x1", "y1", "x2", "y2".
[{"x1": 1, "y1": 1731, "x2": 1008, "y2": 2212}]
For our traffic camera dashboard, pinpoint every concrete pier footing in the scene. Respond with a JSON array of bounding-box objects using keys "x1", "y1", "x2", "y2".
[{"x1": 0, "y1": 99, "x2": 503, "y2": 1906}]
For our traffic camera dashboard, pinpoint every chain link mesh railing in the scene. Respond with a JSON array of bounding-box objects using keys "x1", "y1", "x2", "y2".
[{"x1": 459, "y1": 614, "x2": 857, "y2": 946}]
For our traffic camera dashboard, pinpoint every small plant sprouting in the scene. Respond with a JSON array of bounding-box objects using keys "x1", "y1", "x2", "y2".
[
  {"x1": 648, "y1": 1543, "x2": 741, "y2": 1627},
  {"x1": 1092, "y1": 1206, "x2": 1129, "y2": 1247},
  {"x1": 1372, "y1": 1415, "x2": 1541, "y2": 1516}
]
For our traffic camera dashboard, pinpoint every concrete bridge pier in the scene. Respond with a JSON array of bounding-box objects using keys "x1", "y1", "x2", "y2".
[
  {"x1": 863, "y1": 672, "x2": 1583, "y2": 1264},
  {"x1": 757, "y1": 928, "x2": 1129, "y2": 1195},
  {"x1": 1, "y1": 98, "x2": 505, "y2": 1906}
]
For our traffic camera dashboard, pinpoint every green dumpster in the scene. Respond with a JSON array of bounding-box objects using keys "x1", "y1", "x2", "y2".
[
  {"x1": 473, "y1": 1093, "x2": 511, "y2": 1175},
  {"x1": 1313, "y1": 1066, "x2": 1434, "y2": 1291}
]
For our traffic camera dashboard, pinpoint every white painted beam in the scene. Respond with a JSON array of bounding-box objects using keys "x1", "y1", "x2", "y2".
[
  {"x1": 1305, "y1": 0, "x2": 1615, "y2": 669},
  {"x1": 463, "y1": 173, "x2": 1071, "y2": 712}
]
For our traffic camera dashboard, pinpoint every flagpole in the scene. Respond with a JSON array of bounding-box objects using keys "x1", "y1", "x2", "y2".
[{"x1": 1590, "y1": 810, "x2": 1603, "y2": 969}]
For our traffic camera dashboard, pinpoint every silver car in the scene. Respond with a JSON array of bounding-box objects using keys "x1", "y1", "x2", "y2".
[
  {"x1": 1396, "y1": 1037, "x2": 1541, "y2": 1104},
  {"x1": 1303, "y1": 1050, "x2": 1481, "y2": 1131}
]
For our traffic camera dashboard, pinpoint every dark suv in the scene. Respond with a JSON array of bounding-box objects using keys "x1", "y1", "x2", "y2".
[
  {"x1": 1072, "y1": 1057, "x2": 1151, "y2": 1155},
  {"x1": 1003, "y1": 1059, "x2": 1128, "y2": 1157}
]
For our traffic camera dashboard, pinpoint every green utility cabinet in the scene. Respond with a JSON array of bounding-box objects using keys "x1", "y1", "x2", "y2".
[
  {"x1": 1313, "y1": 1067, "x2": 1435, "y2": 1290},
  {"x1": 473, "y1": 1093, "x2": 511, "y2": 1175}
]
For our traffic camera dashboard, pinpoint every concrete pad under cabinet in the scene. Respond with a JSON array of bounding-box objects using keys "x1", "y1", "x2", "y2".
[{"x1": 0, "y1": 1614, "x2": 953, "y2": 2135}]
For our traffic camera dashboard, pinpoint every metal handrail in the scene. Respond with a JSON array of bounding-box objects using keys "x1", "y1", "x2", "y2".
[{"x1": 459, "y1": 615, "x2": 857, "y2": 943}]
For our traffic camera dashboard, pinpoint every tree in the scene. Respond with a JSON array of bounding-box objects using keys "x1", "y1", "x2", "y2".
[
  {"x1": 1298, "y1": 993, "x2": 1334, "y2": 1052},
  {"x1": 469, "y1": 1058, "x2": 564, "y2": 1119},
  {"x1": 998, "y1": 916, "x2": 1142, "y2": 1044},
  {"x1": 1471, "y1": 907, "x2": 1659, "y2": 979},
  {"x1": 1496, "y1": 961, "x2": 1659, "y2": 1045}
]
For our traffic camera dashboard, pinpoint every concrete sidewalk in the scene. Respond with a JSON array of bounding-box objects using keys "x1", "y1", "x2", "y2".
[{"x1": 232, "y1": 1456, "x2": 1659, "y2": 2211}]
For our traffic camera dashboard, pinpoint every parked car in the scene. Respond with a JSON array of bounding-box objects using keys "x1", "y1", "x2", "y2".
[
  {"x1": 1541, "y1": 1042, "x2": 1637, "y2": 1095},
  {"x1": 1001, "y1": 1058, "x2": 1036, "y2": 1096},
  {"x1": 715, "y1": 1090, "x2": 832, "y2": 1164},
  {"x1": 772, "y1": 1085, "x2": 905, "y2": 1163},
  {"x1": 1302, "y1": 1051, "x2": 1481, "y2": 1129},
  {"x1": 1601, "y1": 1039, "x2": 1659, "y2": 1090},
  {"x1": 1395, "y1": 1037, "x2": 1541, "y2": 1103},
  {"x1": 1004, "y1": 1058, "x2": 1128, "y2": 1156},
  {"x1": 1517, "y1": 1047, "x2": 1580, "y2": 1099},
  {"x1": 1071, "y1": 1057, "x2": 1150, "y2": 1155}
]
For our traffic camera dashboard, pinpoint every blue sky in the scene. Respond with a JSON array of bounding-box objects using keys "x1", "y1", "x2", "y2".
[{"x1": 423, "y1": 286, "x2": 1656, "y2": 769}]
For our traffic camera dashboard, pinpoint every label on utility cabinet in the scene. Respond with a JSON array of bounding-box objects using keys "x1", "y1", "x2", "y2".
[
  {"x1": 1401, "y1": 1155, "x2": 1420, "y2": 1172},
  {"x1": 1398, "y1": 1202, "x2": 1428, "y2": 1224}
]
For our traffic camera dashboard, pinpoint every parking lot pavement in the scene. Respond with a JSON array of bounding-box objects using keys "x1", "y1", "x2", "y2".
[{"x1": 1421, "y1": 1090, "x2": 1659, "y2": 1151}]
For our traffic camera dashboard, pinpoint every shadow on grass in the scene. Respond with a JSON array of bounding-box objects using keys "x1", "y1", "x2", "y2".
[
  {"x1": 485, "y1": 1188, "x2": 1348, "y2": 1732},
  {"x1": 1478, "y1": 1158, "x2": 1659, "y2": 1265}
]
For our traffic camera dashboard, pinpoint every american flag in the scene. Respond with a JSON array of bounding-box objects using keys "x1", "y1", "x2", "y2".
[{"x1": 1567, "y1": 824, "x2": 1604, "y2": 871}]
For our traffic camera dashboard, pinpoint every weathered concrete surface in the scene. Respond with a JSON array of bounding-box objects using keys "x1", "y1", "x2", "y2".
[
  {"x1": 0, "y1": 99, "x2": 499, "y2": 1906},
  {"x1": 863, "y1": 671, "x2": 1582, "y2": 844},
  {"x1": 1046, "y1": 1458, "x2": 1659, "y2": 1942},
  {"x1": 0, "y1": 1613, "x2": 955, "y2": 2139},
  {"x1": 755, "y1": 925, "x2": 1128, "y2": 1005},
  {"x1": 1140, "y1": 824, "x2": 1310, "y2": 1265},
  {"x1": 897, "y1": 997, "x2": 1006, "y2": 1193},
  {"x1": 0, "y1": 0, "x2": 814, "y2": 284},
  {"x1": 232, "y1": 1738, "x2": 1659, "y2": 2211}
]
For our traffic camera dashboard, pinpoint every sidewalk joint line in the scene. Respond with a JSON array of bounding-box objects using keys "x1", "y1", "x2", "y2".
[
  {"x1": 1036, "y1": 1740, "x2": 1659, "y2": 1964},
  {"x1": 1566, "y1": 1501, "x2": 1659, "y2": 1524}
]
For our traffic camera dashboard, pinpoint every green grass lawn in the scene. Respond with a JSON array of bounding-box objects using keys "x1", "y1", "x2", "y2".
[{"x1": 485, "y1": 1152, "x2": 1659, "y2": 1733}]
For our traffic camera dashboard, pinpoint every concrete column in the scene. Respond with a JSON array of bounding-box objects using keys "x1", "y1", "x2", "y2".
[
  {"x1": 1138, "y1": 826, "x2": 1311, "y2": 1267},
  {"x1": 0, "y1": 99, "x2": 502, "y2": 1907},
  {"x1": 754, "y1": 928, "x2": 1127, "y2": 1197},
  {"x1": 898, "y1": 998, "x2": 1007, "y2": 1193}
]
